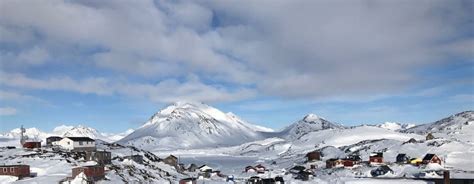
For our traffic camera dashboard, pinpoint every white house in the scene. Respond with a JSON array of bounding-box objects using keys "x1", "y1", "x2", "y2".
[
  {"x1": 198, "y1": 165, "x2": 213, "y2": 172},
  {"x1": 53, "y1": 137, "x2": 96, "y2": 151}
]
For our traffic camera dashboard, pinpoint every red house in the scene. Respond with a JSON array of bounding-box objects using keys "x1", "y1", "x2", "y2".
[
  {"x1": 0, "y1": 165, "x2": 30, "y2": 178},
  {"x1": 422, "y1": 154, "x2": 442, "y2": 165},
  {"x1": 306, "y1": 151, "x2": 321, "y2": 162},
  {"x1": 342, "y1": 159, "x2": 357, "y2": 167},
  {"x1": 72, "y1": 165, "x2": 105, "y2": 181},
  {"x1": 326, "y1": 159, "x2": 343, "y2": 168},
  {"x1": 22, "y1": 141, "x2": 41, "y2": 149},
  {"x1": 369, "y1": 152, "x2": 383, "y2": 164}
]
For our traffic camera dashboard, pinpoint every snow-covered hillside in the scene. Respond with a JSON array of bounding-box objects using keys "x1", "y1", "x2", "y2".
[
  {"x1": 278, "y1": 114, "x2": 344, "y2": 140},
  {"x1": 403, "y1": 111, "x2": 474, "y2": 143},
  {"x1": 404, "y1": 111, "x2": 473, "y2": 134},
  {"x1": 376, "y1": 122, "x2": 416, "y2": 131},
  {"x1": 119, "y1": 102, "x2": 272, "y2": 150},
  {"x1": 0, "y1": 125, "x2": 131, "y2": 147}
]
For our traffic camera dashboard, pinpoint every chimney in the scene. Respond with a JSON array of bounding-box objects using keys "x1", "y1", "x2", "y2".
[{"x1": 443, "y1": 170, "x2": 450, "y2": 184}]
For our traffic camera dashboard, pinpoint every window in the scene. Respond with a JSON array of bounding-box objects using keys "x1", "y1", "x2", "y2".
[
  {"x1": 67, "y1": 141, "x2": 70, "y2": 145},
  {"x1": 10, "y1": 168, "x2": 14, "y2": 172},
  {"x1": 3, "y1": 168, "x2": 6, "y2": 172},
  {"x1": 79, "y1": 141, "x2": 83, "y2": 145}
]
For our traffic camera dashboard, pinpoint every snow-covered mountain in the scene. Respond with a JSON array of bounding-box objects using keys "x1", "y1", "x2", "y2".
[
  {"x1": 0, "y1": 125, "x2": 131, "y2": 146},
  {"x1": 119, "y1": 102, "x2": 272, "y2": 150},
  {"x1": 376, "y1": 122, "x2": 416, "y2": 131},
  {"x1": 278, "y1": 114, "x2": 344, "y2": 140},
  {"x1": 403, "y1": 111, "x2": 473, "y2": 134}
]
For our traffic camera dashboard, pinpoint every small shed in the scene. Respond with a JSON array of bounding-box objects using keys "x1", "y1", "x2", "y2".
[
  {"x1": 306, "y1": 151, "x2": 321, "y2": 162},
  {"x1": 179, "y1": 177, "x2": 197, "y2": 184},
  {"x1": 46, "y1": 136, "x2": 62, "y2": 146},
  {"x1": 72, "y1": 165, "x2": 105, "y2": 181},
  {"x1": 124, "y1": 155, "x2": 144, "y2": 164},
  {"x1": 371, "y1": 165, "x2": 393, "y2": 177},
  {"x1": 369, "y1": 152, "x2": 384, "y2": 164},
  {"x1": 23, "y1": 141, "x2": 41, "y2": 149},
  {"x1": 422, "y1": 153, "x2": 442, "y2": 165},
  {"x1": 85, "y1": 150, "x2": 112, "y2": 165},
  {"x1": 396, "y1": 153, "x2": 410, "y2": 163},
  {"x1": 426, "y1": 133, "x2": 435, "y2": 140},
  {"x1": 0, "y1": 165, "x2": 30, "y2": 178},
  {"x1": 163, "y1": 155, "x2": 178, "y2": 166}
]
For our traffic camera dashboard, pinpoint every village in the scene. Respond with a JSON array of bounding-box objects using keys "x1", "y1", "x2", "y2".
[{"x1": 0, "y1": 126, "x2": 454, "y2": 184}]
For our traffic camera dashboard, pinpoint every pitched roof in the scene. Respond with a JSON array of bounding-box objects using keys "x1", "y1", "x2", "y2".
[
  {"x1": 370, "y1": 152, "x2": 383, "y2": 157},
  {"x1": 396, "y1": 153, "x2": 406, "y2": 157},
  {"x1": 422, "y1": 154, "x2": 436, "y2": 161},
  {"x1": 66, "y1": 137, "x2": 95, "y2": 142},
  {"x1": 166, "y1": 155, "x2": 177, "y2": 159},
  {"x1": 46, "y1": 136, "x2": 62, "y2": 139}
]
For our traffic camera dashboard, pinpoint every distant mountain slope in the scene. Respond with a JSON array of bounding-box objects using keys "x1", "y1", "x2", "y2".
[
  {"x1": 376, "y1": 122, "x2": 416, "y2": 131},
  {"x1": 0, "y1": 125, "x2": 130, "y2": 146},
  {"x1": 118, "y1": 102, "x2": 271, "y2": 150},
  {"x1": 278, "y1": 114, "x2": 344, "y2": 140},
  {"x1": 403, "y1": 111, "x2": 473, "y2": 134}
]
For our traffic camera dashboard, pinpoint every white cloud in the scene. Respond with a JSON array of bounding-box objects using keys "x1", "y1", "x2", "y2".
[
  {"x1": 0, "y1": 107, "x2": 17, "y2": 116},
  {"x1": 0, "y1": 0, "x2": 471, "y2": 102},
  {"x1": 17, "y1": 46, "x2": 50, "y2": 65}
]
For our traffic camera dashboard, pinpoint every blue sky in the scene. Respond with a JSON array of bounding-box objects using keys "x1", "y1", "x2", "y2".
[{"x1": 0, "y1": 0, "x2": 473, "y2": 133}]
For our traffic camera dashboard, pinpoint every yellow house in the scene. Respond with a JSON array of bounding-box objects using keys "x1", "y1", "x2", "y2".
[{"x1": 410, "y1": 158, "x2": 423, "y2": 165}]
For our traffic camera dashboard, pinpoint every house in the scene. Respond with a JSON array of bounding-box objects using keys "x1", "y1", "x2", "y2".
[
  {"x1": 426, "y1": 133, "x2": 435, "y2": 140},
  {"x1": 404, "y1": 138, "x2": 417, "y2": 144},
  {"x1": 72, "y1": 165, "x2": 105, "y2": 181},
  {"x1": 409, "y1": 158, "x2": 423, "y2": 166},
  {"x1": 396, "y1": 153, "x2": 410, "y2": 163},
  {"x1": 245, "y1": 165, "x2": 256, "y2": 173},
  {"x1": 247, "y1": 176, "x2": 261, "y2": 184},
  {"x1": 295, "y1": 170, "x2": 312, "y2": 181},
  {"x1": 0, "y1": 165, "x2": 30, "y2": 178},
  {"x1": 46, "y1": 136, "x2": 62, "y2": 146},
  {"x1": 85, "y1": 150, "x2": 112, "y2": 165},
  {"x1": 275, "y1": 176, "x2": 285, "y2": 184},
  {"x1": 22, "y1": 141, "x2": 41, "y2": 149},
  {"x1": 306, "y1": 151, "x2": 321, "y2": 162},
  {"x1": 371, "y1": 165, "x2": 393, "y2": 177},
  {"x1": 124, "y1": 155, "x2": 143, "y2": 164},
  {"x1": 187, "y1": 164, "x2": 198, "y2": 172},
  {"x1": 198, "y1": 165, "x2": 213, "y2": 172},
  {"x1": 261, "y1": 178, "x2": 276, "y2": 184},
  {"x1": 163, "y1": 155, "x2": 178, "y2": 166},
  {"x1": 255, "y1": 164, "x2": 266, "y2": 173},
  {"x1": 342, "y1": 159, "x2": 358, "y2": 167},
  {"x1": 422, "y1": 154, "x2": 442, "y2": 165},
  {"x1": 369, "y1": 152, "x2": 384, "y2": 164},
  {"x1": 54, "y1": 137, "x2": 96, "y2": 151},
  {"x1": 289, "y1": 165, "x2": 306, "y2": 174},
  {"x1": 326, "y1": 159, "x2": 343, "y2": 168},
  {"x1": 179, "y1": 177, "x2": 197, "y2": 184}
]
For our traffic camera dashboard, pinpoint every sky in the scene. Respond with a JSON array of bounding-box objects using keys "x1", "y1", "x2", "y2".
[{"x1": 0, "y1": 0, "x2": 473, "y2": 133}]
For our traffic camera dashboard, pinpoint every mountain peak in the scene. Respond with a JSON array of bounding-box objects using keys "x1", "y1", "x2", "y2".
[{"x1": 303, "y1": 113, "x2": 323, "y2": 122}]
